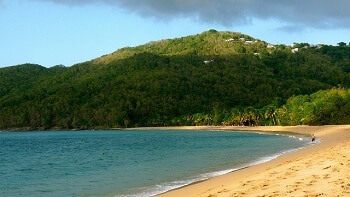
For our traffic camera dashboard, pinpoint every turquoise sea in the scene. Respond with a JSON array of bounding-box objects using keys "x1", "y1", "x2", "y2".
[{"x1": 0, "y1": 130, "x2": 311, "y2": 196}]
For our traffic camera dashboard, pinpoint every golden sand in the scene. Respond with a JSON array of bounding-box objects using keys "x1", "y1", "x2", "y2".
[{"x1": 156, "y1": 125, "x2": 350, "y2": 197}]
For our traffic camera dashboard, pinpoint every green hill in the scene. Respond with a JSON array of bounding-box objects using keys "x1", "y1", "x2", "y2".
[{"x1": 1, "y1": 30, "x2": 350, "y2": 130}]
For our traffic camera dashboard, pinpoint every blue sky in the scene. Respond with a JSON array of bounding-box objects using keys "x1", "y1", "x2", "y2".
[{"x1": 1, "y1": 0, "x2": 349, "y2": 68}]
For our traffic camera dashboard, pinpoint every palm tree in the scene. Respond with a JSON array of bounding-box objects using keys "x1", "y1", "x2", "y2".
[{"x1": 265, "y1": 106, "x2": 277, "y2": 125}]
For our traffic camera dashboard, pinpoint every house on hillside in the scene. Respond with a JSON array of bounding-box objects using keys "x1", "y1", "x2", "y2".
[
  {"x1": 291, "y1": 48, "x2": 299, "y2": 53},
  {"x1": 267, "y1": 43, "x2": 274, "y2": 48},
  {"x1": 203, "y1": 60, "x2": 214, "y2": 64}
]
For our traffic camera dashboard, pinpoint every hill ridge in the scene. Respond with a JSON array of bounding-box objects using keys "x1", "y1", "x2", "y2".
[{"x1": 92, "y1": 30, "x2": 268, "y2": 65}]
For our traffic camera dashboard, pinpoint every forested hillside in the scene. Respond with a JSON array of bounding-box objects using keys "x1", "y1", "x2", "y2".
[{"x1": 1, "y1": 30, "x2": 350, "y2": 130}]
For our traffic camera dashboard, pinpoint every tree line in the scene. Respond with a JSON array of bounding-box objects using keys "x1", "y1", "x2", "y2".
[{"x1": 181, "y1": 88, "x2": 350, "y2": 126}]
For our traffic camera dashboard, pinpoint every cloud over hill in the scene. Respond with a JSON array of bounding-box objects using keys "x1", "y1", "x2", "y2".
[{"x1": 26, "y1": 0, "x2": 350, "y2": 29}]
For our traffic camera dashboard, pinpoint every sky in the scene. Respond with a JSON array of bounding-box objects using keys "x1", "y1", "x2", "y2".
[{"x1": 1, "y1": 0, "x2": 350, "y2": 68}]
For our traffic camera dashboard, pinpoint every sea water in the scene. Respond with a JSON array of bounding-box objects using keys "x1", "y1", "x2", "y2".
[{"x1": 0, "y1": 130, "x2": 311, "y2": 197}]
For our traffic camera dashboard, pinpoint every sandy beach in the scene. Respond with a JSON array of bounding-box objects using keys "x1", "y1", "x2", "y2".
[{"x1": 156, "y1": 125, "x2": 350, "y2": 197}]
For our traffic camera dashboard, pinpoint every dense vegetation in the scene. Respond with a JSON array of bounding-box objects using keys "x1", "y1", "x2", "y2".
[{"x1": 1, "y1": 30, "x2": 350, "y2": 130}]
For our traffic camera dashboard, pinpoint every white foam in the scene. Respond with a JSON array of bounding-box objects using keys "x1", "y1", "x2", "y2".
[{"x1": 115, "y1": 167, "x2": 243, "y2": 197}]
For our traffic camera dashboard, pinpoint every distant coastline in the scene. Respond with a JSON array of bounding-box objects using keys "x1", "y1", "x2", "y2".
[{"x1": 0, "y1": 125, "x2": 338, "y2": 137}]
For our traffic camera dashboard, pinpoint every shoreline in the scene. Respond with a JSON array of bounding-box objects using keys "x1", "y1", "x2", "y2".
[
  {"x1": 156, "y1": 125, "x2": 350, "y2": 197},
  {"x1": 3, "y1": 125, "x2": 349, "y2": 196}
]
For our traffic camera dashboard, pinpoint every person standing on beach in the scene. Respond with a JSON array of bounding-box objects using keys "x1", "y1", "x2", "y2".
[{"x1": 312, "y1": 133, "x2": 315, "y2": 143}]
